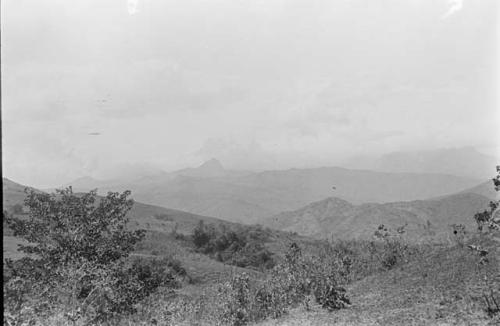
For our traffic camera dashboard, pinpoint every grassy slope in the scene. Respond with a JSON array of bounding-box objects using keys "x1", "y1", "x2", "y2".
[
  {"x1": 256, "y1": 237, "x2": 500, "y2": 326},
  {"x1": 2, "y1": 178, "x2": 36, "y2": 209},
  {"x1": 459, "y1": 180, "x2": 499, "y2": 200}
]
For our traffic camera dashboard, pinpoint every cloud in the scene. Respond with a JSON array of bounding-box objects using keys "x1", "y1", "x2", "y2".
[
  {"x1": 441, "y1": 0, "x2": 463, "y2": 20},
  {"x1": 127, "y1": 0, "x2": 139, "y2": 15}
]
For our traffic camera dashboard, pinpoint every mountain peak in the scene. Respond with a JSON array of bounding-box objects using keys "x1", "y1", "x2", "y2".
[
  {"x1": 198, "y1": 158, "x2": 225, "y2": 171},
  {"x1": 174, "y1": 158, "x2": 226, "y2": 178}
]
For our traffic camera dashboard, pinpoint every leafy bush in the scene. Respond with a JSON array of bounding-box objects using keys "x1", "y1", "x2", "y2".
[
  {"x1": 469, "y1": 166, "x2": 500, "y2": 319},
  {"x1": 212, "y1": 242, "x2": 350, "y2": 325},
  {"x1": 218, "y1": 273, "x2": 253, "y2": 326},
  {"x1": 191, "y1": 221, "x2": 275, "y2": 270},
  {"x1": 474, "y1": 166, "x2": 500, "y2": 232},
  {"x1": 3, "y1": 187, "x2": 179, "y2": 325},
  {"x1": 373, "y1": 223, "x2": 411, "y2": 269}
]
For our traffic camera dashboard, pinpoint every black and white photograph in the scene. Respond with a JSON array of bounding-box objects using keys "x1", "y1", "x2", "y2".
[{"x1": 2, "y1": 0, "x2": 499, "y2": 325}]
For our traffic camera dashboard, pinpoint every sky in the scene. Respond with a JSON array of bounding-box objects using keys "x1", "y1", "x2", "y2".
[{"x1": 2, "y1": 0, "x2": 499, "y2": 188}]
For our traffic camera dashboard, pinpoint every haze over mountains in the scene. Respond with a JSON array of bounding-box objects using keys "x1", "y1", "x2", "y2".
[
  {"x1": 6, "y1": 146, "x2": 496, "y2": 241},
  {"x1": 54, "y1": 146, "x2": 497, "y2": 225},
  {"x1": 4, "y1": 171, "x2": 496, "y2": 244},
  {"x1": 343, "y1": 147, "x2": 498, "y2": 180}
]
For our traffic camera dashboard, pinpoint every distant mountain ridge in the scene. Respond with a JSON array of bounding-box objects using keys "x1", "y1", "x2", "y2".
[
  {"x1": 4, "y1": 176, "x2": 496, "y2": 243},
  {"x1": 60, "y1": 160, "x2": 483, "y2": 225},
  {"x1": 343, "y1": 147, "x2": 497, "y2": 180},
  {"x1": 173, "y1": 158, "x2": 252, "y2": 179},
  {"x1": 62, "y1": 159, "x2": 251, "y2": 192}
]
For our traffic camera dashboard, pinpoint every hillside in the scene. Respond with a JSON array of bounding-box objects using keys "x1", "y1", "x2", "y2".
[
  {"x1": 257, "y1": 237, "x2": 500, "y2": 326},
  {"x1": 3, "y1": 177, "x2": 235, "y2": 235},
  {"x1": 3, "y1": 178, "x2": 315, "y2": 268},
  {"x1": 2, "y1": 178, "x2": 35, "y2": 210},
  {"x1": 259, "y1": 191, "x2": 493, "y2": 241},
  {"x1": 459, "y1": 180, "x2": 499, "y2": 200},
  {"x1": 64, "y1": 163, "x2": 481, "y2": 225}
]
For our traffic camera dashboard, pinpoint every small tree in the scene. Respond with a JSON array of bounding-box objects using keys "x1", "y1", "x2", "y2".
[
  {"x1": 474, "y1": 166, "x2": 500, "y2": 232},
  {"x1": 3, "y1": 187, "x2": 166, "y2": 324},
  {"x1": 469, "y1": 166, "x2": 500, "y2": 318},
  {"x1": 193, "y1": 220, "x2": 211, "y2": 248},
  {"x1": 6, "y1": 187, "x2": 144, "y2": 265},
  {"x1": 373, "y1": 223, "x2": 409, "y2": 269}
]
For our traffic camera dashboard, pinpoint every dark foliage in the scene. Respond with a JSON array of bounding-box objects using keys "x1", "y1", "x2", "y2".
[
  {"x1": 469, "y1": 166, "x2": 500, "y2": 319},
  {"x1": 191, "y1": 221, "x2": 275, "y2": 270},
  {"x1": 474, "y1": 166, "x2": 500, "y2": 231},
  {"x1": 374, "y1": 223, "x2": 411, "y2": 269},
  {"x1": 3, "y1": 187, "x2": 180, "y2": 325},
  {"x1": 218, "y1": 242, "x2": 350, "y2": 325}
]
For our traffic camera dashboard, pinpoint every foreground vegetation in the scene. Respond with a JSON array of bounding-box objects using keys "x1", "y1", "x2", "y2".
[{"x1": 3, "y1": 167, "x2": 500, "y2": 325}]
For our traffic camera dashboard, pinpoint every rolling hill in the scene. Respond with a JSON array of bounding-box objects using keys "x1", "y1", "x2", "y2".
[
  {"x1": 459, "y1": 180, "x2": 499, "y2": 200},
  {"x1": 259, "y1": 190, "x2": 494, "y2": 242}
]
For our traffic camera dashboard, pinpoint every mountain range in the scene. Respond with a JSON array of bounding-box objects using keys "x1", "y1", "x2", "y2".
[
  {"x1": 61, "y1": 159, "x2": 484, "y2": 224},
  {"x1": 4, "y1": 175, "x2": 497, "y2": 243}
]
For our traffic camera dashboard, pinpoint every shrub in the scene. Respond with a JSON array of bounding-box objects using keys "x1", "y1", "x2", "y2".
[
  {"x1": 214, "y1": 242, "x2": 350, "y2": 325},
  {"x1": 192, "y1": 220, "x2": 215, "y2": 249},
  {"x1": 469, "y1": 166, "x2": 500, "y2": 319},
  {"x1": 191, "y1": 222, "x2": 275, "y2": 270},
  {"x1": 218, "y1": 273, "x2": 252, "y2": 326},
  {"x1": 474, "y1": 166, "x2": 500, "y2": 232},
  {"x1": 3, "y1": 187, "x2": 176, "y2": 325},
  {"x1": 374, "y1": 223, "x2": 410, "y2": 269},
  {"x1": 274, "y1": 243, "x2": 350, "y2": 311}
]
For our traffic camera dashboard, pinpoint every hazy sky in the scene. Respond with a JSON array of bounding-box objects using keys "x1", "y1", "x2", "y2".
[{"x1": 2, "y1": 0, "x2": 499, "y2": 187}]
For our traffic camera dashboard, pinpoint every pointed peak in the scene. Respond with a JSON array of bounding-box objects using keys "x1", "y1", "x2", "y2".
[{"x1": 199, "y1": 158, "x2": 224, "y2": 170}]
